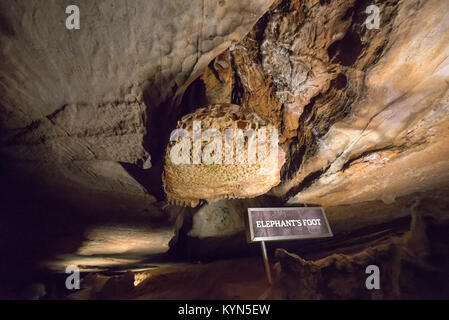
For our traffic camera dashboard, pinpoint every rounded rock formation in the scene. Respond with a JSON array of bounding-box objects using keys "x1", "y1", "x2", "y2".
[{"x1": 163, "y1": 104, "x2": 285, "y2": 207}]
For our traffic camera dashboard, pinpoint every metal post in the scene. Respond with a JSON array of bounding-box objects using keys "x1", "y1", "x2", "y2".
[{"x1": 260, "y1": 241, "x2": 272, "y2": 285}]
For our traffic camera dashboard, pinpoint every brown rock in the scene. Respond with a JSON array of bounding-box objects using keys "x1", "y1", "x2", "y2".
[
  {"x1": 162, "y1": 104, "x2": 285, "y2": 207},
  {"x1": 268, "y1": 194, "x2": 449, "y2": 299},
  {"x1": 0, "y1": 0, "x2": 276, "y2": 207},
  {"x1": 201, "y1": 52, "x2": 234, "y2": 105}
]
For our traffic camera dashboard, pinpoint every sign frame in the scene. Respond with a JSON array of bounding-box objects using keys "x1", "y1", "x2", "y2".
[{"x1": 246, "y1": 207, "x2": 333, "y2": 243}]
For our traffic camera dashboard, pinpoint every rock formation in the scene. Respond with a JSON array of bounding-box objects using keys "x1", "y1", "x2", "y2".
[
  {"x1": 201, "y1": 0, "x2": 449, "y2": 207},
  {"x1": 268, "y1": 189, "x2": 449, "y2": 299},
  {"x1": 0, "y1": 0, "x2": 275, "y2": 208},
  {"x1": 1, "y1": 0, "x2": 448, "y2": 300},
  {"x1": 162, "y1": 104, "x2": 285, "y2": 207}
]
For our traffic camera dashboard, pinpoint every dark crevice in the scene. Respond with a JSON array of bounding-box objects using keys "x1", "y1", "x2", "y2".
[
  {"x1": 251, "y1": 12, "x2": 269, "y2": 64},
  {"x1": 319, "y1": 0, "x2": 331, "y2": 6},
  {"x1": 285, "y1": 165, "x2": 330, "y2": 201},
  {"x1": 327, "y1": 32, "x2": 362, "y2": 66},
  {"x1": 0, "y1": 11, "x2": 15, "y2": 37},
  {"x1": 298, "y1": 97, "x2": 316, "y2": 124},
  {"x1": 230, "y1": 54, "x2": 244, "y2": 105},
  {"x1": 341, "y1": 6, "x2": 354, "y2": 21},
  {"x1": 277, "y1": 0, "x2": 294, "y2": 14},
  {"x1": 281, "y1": 139, "x2": 305, "y2": 180},
  {"x1": 341, "y1": 145, "x2": 394, "y2": 172},
  {"x1": 166, "y1": 208, "x2": 195, "y2": 261},
  {"x1": 330, "y1": 73, "x2": 348, "y2": 90},
  {"x1": 122, "y1": 78, "x2": 208, "y2": 201},
  {"x1": 280, "y1": 97, "x2": 317, "y2": 182},
  {"x1": 207, "y1": 60, "x2": 222, "y2": 82}
]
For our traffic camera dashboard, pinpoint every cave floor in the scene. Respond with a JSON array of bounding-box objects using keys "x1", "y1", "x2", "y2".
[
  {"x1": 66, "y1": 257, "x2": 271, "y2": 300},
  {"x1": 41, "y1": 213, "x2": 410, "y2": 300}
]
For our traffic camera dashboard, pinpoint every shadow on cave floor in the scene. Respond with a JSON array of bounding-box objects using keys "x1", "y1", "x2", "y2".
[
  {"x1": 2, "y1": 142, "x2": 448, "y2": 300},
  {"x1": 0, "y1": 149, "x2": 418, "y2": 300},
  {"x1": 0, "y1": 75, "x2": 211, "y2": 298},
  {"x1": 0, "y1": 195, "x2": 444, "y2": 300},
  {"x1": 0, "y1": 209, "x2": 412, "y2": 299},
  {"x1": 0, "y1": 159, "x2": 174, "y2": 299}
]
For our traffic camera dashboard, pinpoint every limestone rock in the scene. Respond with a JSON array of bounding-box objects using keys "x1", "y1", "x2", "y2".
[
  {"x1": 268, "y1": 193, "x2": 449, "y2": 299},
  {"x1": 188, "y1": 197, "x2": 280, "y2": 239},
  {"x1": 0, "y1": 0, "x2": 275, "y2": 205},
  {"x1": 200, "y1": 24, "x2": 284, "y2": 140},
  {"x1": 201, "y1": 52, "x2": 234, "y2": 105},
  {"x1": 163, "y1": 104, "x2": 285, "y2": 207},
  {"x1": 279, "y1": 0, "x2": 449, "y2": 206},
  {"x1": 205, "y1": 0, "x2": 449, "y2": 206},
  {"x1": 188, "y1": 199, "x2": 247, "y2": 239},
  {"x1": 231, "y1": 35, "x2": 284, "y2": 139}
]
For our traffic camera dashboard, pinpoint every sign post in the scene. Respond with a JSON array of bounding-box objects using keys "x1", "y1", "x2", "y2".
[
  {"x1": 260, "y1": 241, "x2": 272, "y2": 284},
  {"x1": 246, "y1": 207, "x2": 333, "y2": 285}
]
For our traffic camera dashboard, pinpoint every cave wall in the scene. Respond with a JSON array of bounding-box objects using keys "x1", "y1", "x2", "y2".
[
  {"x1": 268, "y1": 187, "x2": 449, "y2": 299},
  {"x1": 0, "y1": 0, "x2": 275, "y2": 210},
  {"x1": 0, "y1": 0, "x2": 448, "y2": 300},
  {"x1": 172, "y1": 0, "x2": 449, "y2": 269},
  {"x1": 201, "y1": 0, "x2": 449, "y2": 207},
  {"x1": 1, "y1": 0, "x2": 447, "y2": 217}
]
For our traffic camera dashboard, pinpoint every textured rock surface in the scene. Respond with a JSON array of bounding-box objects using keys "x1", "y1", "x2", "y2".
[
  {"x1": 201, "y1": 35, "x2": 284, "y2": 136},
  {"x1": 163, "y1": 104, "x2": 285, "y2": 207},
  {"x1": 278, "y1": 0, "x2": 449, "y2": 206},
  {"x1": 188, "y1": 199, "x2": 249, "y2": 239},
  {"x1": 203, "y1": 0, "x2": 449, "y2": 207},
  {"x1": 268, "y1": 192, "x2": 449, "y2": 299},
  {"x1": 170, "y1": 186, "x2": 436, "y2": 262},
  {"x1": 0, "y1": 0, "x2": 275, "y2": 204},
  {"x1": 1, "y1": 0, "x2": 449, "y2": 300},
  {"x1": 2, "y1": 0, "x2": 447, "y2": 211}
]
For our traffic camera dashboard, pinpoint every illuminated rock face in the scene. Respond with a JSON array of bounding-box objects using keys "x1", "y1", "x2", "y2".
[
  {"x1": 272, "y1": 0, "x2": 449, "y2": 206},
  {"x1": 163, "y1": 104, "x2": 285, "y2": 207},
  {"x1": 203, "y1": 0, "x2": 449, "y2": 207}
]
